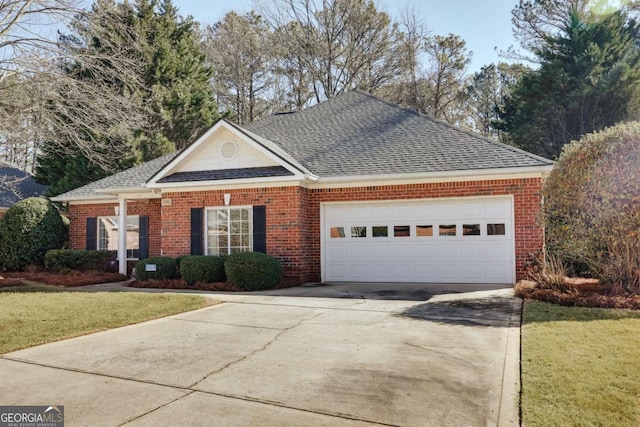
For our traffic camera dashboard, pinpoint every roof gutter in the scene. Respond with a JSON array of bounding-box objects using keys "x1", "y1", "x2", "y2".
[{"x1": 314, "y1": 165, "x2": 554, "y2": 185}]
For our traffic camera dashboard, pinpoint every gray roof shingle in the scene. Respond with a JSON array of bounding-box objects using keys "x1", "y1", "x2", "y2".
[
  {"x1": 55, "y1": 153, "x2": 177, "y2": 199},
  {"x1": 244, "y1": 90, "x2": 552, "y2": 176},
  {"x1": 0, "y1": 162, "x2": 48, "y2": 208},
  {"x1": 55, "y1": 91, "x2": 552, "y2": 200},
  {"x1": 158, "y1": 166, "x2": 293, "y2": 183}
]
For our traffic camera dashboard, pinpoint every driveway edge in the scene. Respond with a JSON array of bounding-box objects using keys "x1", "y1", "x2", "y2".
[{"x1": 497, "y1": 295, "x2": 522, "y2": 427}]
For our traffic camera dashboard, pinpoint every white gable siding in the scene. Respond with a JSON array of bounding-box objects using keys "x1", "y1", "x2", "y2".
[{"x1": 176, "y1": 127, "x2": 279, "y2": 173}]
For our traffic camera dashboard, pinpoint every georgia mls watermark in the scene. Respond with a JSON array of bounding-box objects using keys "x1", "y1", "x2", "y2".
[{"x1": 0, "y1": 406, "x2": 64, "y2": 427}]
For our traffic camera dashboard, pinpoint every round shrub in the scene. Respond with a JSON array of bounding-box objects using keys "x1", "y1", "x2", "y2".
[
  {"x1": 224, "y1": 252, "x2": 282, "y2": 291},
  {"x1": 0, "y1": 197, "x2": 67, "y2": 271},
  {"x1": 543, "y1": 121, "x2": 640, "y2": 290},
  {"x1": 135, "y1": 257, "x2": 177, "y2": 281},
  {"x1": 180, "y1": 256, "x2": 226, "y2": 284}
]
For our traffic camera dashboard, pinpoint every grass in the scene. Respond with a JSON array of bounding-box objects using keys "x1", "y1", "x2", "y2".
[
  {"x1": 0, "y1": 287, "x2": 215, "y2": 354},
  {"x1": 521, "y1": 301, "x2": 640, "y2": 426}
]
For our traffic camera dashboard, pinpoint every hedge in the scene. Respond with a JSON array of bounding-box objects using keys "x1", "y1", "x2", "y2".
[
  {"x1": 224, "y1": 252, "x2": 282, "y2": 291},
  {"x1": 180, "y1": 255, "x2": 226, "y2": 284},
  {"x1": 135, "y1": 257, "x2": 177, "y2": 281},
  {"x1": 45, "y1": 249, "x2": 114, "y2": 272}
]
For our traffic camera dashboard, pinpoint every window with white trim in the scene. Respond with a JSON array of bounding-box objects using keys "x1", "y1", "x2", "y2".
[
  {"x1": 206, "y1": 207, "x2": 252, "y2": 256},
  {"x1": 97, "y1": 216, "x2": 140, "y2": 259}
]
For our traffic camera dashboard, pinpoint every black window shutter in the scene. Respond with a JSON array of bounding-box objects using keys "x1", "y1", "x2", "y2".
[
  {"x1": 190, "y1": 208, "x2": 204, "y2": 255},
  {"x1": 138, "y1": 215, "x2": 149, "y2": 260},
  {"x1": 86, "y1": 217, "x2": 97, "y2": 250},
  {"x1": 253, "y1": 206, "x2": 266, "y2": 253}
]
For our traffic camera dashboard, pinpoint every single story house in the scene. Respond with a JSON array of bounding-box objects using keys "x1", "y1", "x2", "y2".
[
  {"x1": 53, "y1": 91, "x2": 553, "y2": 284},
  {"x1": 0, "y1": 161, "x2": 48, "y2": 218}
]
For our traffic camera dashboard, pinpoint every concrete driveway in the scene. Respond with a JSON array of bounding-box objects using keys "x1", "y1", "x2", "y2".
[{"x1": 0, "y1": 283, "x2": 520, "y2": 426}]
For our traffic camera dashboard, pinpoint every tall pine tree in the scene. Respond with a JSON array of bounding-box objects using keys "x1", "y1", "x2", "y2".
[
  {"x1": 498, "y1": 4, "x2": 640, "y2": 159},
  {"x1": 37, "y1": 0, "x2": 218, "y2": 196}
]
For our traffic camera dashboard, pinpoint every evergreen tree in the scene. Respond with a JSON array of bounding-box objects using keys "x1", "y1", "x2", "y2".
[
  {"x1": 37, "y1": 0, "x2": 218, "y2": 195},
  {"x1": 498, "y1": 4, "x2": 640, "y2": 159},
  {"x1": 131, "y1": 0, "x2": 218, "y2": 160}
]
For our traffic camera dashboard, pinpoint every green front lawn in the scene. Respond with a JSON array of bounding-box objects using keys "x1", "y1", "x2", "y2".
[
  {"x1": 521, "y1": 301, "x2": 640, "y2": 426},
  {"x1": 0, "y1": 287, "x2": 214, "y2": 354}
]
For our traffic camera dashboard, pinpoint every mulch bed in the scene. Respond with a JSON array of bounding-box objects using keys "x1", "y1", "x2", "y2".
[
  {"x1": 0, "y1": 278, "x2": 26, "y2": 288},
  {"x1": 129, "y1": 278, "x2": 300, "y2": 292},
  {"x1": 516, "y1": 279, "x2": 640, "y2": 310},
  {"x1": 129, "y1": 279, "x2": 241, "y2": 292},
  {"x1": 1, "y1": 271, "x2": 127, "y2": 287}
]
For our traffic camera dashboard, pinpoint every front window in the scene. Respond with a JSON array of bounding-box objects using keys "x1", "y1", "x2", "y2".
[
  {"x1": 206, "y1": 207, "x2": 252, "y2": 256},
  {"x1": 97, "y1": 216, "x2": 140, "y2": 259}
]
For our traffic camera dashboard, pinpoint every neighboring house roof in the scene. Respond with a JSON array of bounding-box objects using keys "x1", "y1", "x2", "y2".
[
  {"x1": 53, "y1": 90, "x2": 553, "y2": 201},
  {"x1": 0, "y1": 161, "x2": 48, "y2": 208}
]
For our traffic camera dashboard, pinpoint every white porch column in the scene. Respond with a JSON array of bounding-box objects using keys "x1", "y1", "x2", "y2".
[{"x1": 118, "y1": 198, "x2": 127, "y2": 275}]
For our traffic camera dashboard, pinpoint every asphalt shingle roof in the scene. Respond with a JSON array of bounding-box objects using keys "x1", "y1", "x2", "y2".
[
  {"x1": 158, "y1": 166, "x2": 293, "y2": 183},
  {"x1": 55, "y1": 90, "x2": 552, "y2": 200},
  {"x1": 244, "y1": 90, "x2": 552, "y2": 176},
  {"x1": 0, "y1": 162, "x2": 48, "y2": 207},
  {"x1": 57, "y1": 153, "x2": 177, "y2": 199}
]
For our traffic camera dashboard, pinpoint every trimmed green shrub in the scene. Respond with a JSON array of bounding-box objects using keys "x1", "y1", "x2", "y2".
[
  {"x1": 45, "y1": 249, "x2": 113, "y2": 272},
  {"x1": 175, "y1": 255, "x2": 188, "y2": 271},
  {"x1": 180, "y1": 256, "x2": 226, "y2": 284},
  {"x1": 0, "y1": 197, "x2": 67, "y2": 271},
  {"x1": 543, "y1": 121, "x2": 640, "y2": 291},
  {"x1": 135, "y1": 257, "x2": 177, "y2": 281},
  {"x1": 224, "y1": 252, "x2": 282, "y2": 291}
]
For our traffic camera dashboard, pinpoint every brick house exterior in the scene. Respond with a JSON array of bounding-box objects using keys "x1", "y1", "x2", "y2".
[{"x1": 56, "y1": 91, "x2": 553, "y2": 285}]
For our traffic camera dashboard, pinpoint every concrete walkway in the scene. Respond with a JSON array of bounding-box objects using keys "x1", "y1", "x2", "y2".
[{"x1": 0, "y1": 284, "x2": 521, "y2": 426}]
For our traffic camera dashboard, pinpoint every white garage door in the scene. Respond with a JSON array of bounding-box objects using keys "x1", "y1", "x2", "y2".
[{"x1": 322, "y1": 196, "x2": 514, "y2": 284}]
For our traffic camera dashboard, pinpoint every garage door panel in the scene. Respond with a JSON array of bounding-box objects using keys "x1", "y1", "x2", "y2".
[
  {"x1": 460, "y1": 264, "x2": 484, "y2": 282},
  {"x1": 437, "y1": 243, "x2": 460, "y2": 259},
  {"x1": 366, "y1": 244, "x2": 394, "y2": 259},
  {"x1": 350, "y1": 265, "x2": 375, "y2": 281},
  {"x1": 391, "y1": 244, "x2": 421, "y2": 258},
  {"x1": 437, "y1": 265, "x2": 460, "y2": 281},
  {"x1": 323, "y1": 197, "x2": 514, "y2": 284},
  {"x1": 437, "y1": 203, "x2": 460, "y2": 219},
  {"x1": 326, "y1": 245, "x2": 349, "y2": 262},
  {"x1": 460, "y1": 202, "x2": 484, "y2": 218},
  {"x1": 482, "y1": 242, "x2": 511, "y2": 260},
  {"x1": 485, "y1": 199, "x2": 511, "y2": 217},
  {"x1": 392, "y1": 264, "x2": 417, "y2": 280},
  {"x1": 460, "y1": 242, "x2": 484, "y2": 258},
  {"x1": 414, "y1": 265, "x2": 436, "y2": 281},
  {"x1": 486, "y1": 265, "x2": 512, "y2": 282}
]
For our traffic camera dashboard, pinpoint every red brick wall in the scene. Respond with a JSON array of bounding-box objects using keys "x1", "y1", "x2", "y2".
[
  {"x1": 68, "y1": 177, "x2": 544, "y2": 284},
  {"x1": 160, "y1": 187, "x2": 311, "y2": 283},
  {"x1": 68, "y1": 199, "x2": 162, "y2": 257},
  {"x1": 307, "y1": 178, "x2": 544, "y2": 282}
]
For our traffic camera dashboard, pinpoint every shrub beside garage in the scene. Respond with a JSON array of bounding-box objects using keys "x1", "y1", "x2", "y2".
[
  {"x1": 224, "y1": 252, "x2": 282, "y2": 291},
  {"x1": 542, "y1": 121, "x2": 640, "y2": 294}
]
